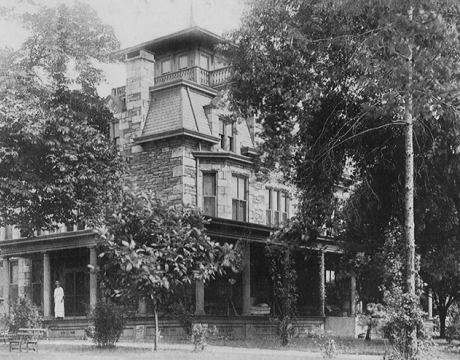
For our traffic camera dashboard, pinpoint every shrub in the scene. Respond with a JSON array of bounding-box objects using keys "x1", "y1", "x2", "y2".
[
  {"x1": 276, "y1": 316, "x2": 295, "y2": 346},
  {"x1": 86, "y1": 299, "x2": 126, "y2": 347},
  {"x1": 381, "y1": 291, "x2": 434, "y2": 360},
  {"x1": 446, "y1": 304, "x2": 460, "y2": 344},
  {"x1": 169, "y1": 302, "x2": 194, "y2": 338},
  {"x1": 6, "y1": 297, "x2": 43, "y2": 333},
  {"x1": 358, "y1": 303, "x2": 386, "y2": 341},
  {"x1": 306, "y1": 328, "x2": 338, "y2": 358},
  {"x1": 191, "y1": 323, "x2": 218, "y2": 352}
]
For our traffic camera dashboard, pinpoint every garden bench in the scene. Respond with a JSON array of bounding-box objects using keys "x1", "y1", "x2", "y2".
[
  {"x1": 9, "y1": 328, "x2": 47, "y2": 352},
  {"x1": 0, "y1": 331, "x2": 15, "y2": 345}
]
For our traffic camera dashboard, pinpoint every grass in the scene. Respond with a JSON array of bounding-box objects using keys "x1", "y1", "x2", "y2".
[{"x1": 0, "y1": 337, "x2": 458, "y2": 360}]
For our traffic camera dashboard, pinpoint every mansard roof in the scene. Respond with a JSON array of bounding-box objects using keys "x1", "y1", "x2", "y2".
[{"x1": 135, "y1": 80, "x2": 219, "y2": 144}]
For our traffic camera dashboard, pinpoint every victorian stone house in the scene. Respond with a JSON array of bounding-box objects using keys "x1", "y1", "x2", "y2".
[{"x1": 0, "y1": 26, "x2": 357, "y2": 339}]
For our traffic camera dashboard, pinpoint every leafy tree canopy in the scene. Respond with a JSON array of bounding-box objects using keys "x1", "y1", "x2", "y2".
[
  {"x1": 225, "y1": 0, "x2": 460, "y2": 341},
  {"x1": 97, "y1": 188, "x2": 242, "y2": 350},
  {"x1": 0, "y1": 2, "x2": 123, "y2": 236}
]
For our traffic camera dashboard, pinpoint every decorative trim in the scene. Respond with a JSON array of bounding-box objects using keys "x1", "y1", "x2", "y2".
[
  {"x1": 135, "y1": 129, "x2": 220, "y2": 145},
  {"x1": 193, "y1": 151, "x2": 254, "y2": 166},
  {"x1": 241, "y1": 146, "x2": 258, "y2": 157}
]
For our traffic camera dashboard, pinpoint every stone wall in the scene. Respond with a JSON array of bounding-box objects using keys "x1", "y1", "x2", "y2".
[
  {"x1": 128, "y1": 138, "x2": 184, "y2": 205},
  {"x1": 325, "y1": 316, "x2": 358, "y2": 338}
]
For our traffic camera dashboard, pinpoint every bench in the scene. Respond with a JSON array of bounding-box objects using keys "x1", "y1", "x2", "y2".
[
  {"x1": 9, "y1": 328, "x2": 47, "y2": 352},
  {"x1": 0, "y1": 332, "x2": 15, "y2": 345}
]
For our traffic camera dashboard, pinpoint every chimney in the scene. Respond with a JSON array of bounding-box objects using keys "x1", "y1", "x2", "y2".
[{"x1": 121, "y1": 49, "x2": 155, "y2": 152}]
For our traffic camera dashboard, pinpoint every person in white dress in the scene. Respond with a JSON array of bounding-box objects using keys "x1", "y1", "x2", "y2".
[{"x1": 54, "y1": 281, "x2": 65, "y2": 318}]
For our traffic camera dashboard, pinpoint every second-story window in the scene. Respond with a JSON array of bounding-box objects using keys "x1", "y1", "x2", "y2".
[
  {"x1": 232, "y1": 175, "x2": 247, "y2": 222},
  {"x1": 179, "y1": 54, "x2": 188, "y2": 69},
  {"x1": 219, "y1": 119, "x2": 235, "y2": 152},
  {"x1": 203, "y1": 173, "x2": 217, "y2": 217},
  {"x1": 266, "y1": 189, "x2": 289, "y2": 226},
  {"x1": 161, "y1": 58, "x2": 171, "y2": 74}
]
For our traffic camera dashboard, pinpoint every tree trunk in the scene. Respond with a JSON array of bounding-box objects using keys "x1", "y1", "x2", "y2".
[
  {"x1": 439, "y1": 311, "x2": 447, "y2": 339},
  {"x1": 365, "y1": 325, "x2": 372, "y2": 341},
  {"x1": 319, "y1": 251, "x2": 325, "y2": 317},
  {"x1": 404, "y1": 6, "x2": 417, "y2": 359},
  {"x1": 153, "y1": 300, "x2": 159, "y2": 351}
]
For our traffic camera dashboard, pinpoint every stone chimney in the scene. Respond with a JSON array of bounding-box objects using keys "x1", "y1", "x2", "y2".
[{"x1": 120, "y1": 49, "x2": 155, "y2": 153}]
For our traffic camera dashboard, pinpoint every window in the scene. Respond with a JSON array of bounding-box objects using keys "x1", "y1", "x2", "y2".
[
  {"x1": 266, "y1": 189, "x2": 289, "y2": 226},
  {"x1": 228, "y1": 122, "x2": 234, "y2": 152},
  {"x1": 161, "y1": 58, "x2": 171, "y2": 74},
  {"x1": 232, "y1": 176, "x2": 247, "y2": 221},
  {"x1": 200, "y1": 53, "x2": 210, "y2": 70},
  {"x1": 9, "y1": 260, "x2": 18, "y2": 306},
  {"x1": 325, "y1": 270, "x2": 335, "y2": 284},
  {"x1": 203, "y1": 173, "x2": 217, "y2": 216},
  {"x1": 179, "y1": 54, "x2": 188, "y2": 69},
  {"x1": 0, "y1": 261, "x2": 3, "y2": 299},
  {"x1": 31, "y1": 258, "x2": 43, "y2": 308},
  {"x1": 5, "y1": 225, "x2": 13, "y2": 240},
  {"x1": 219, "y1": 118, "x2": 235, "y2": 152},
  {"x1": 111, "y1": 122, "x2": 120, "y2": 146}
]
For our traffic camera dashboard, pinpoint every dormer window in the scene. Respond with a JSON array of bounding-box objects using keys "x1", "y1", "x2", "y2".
[
  {"x1": 219, "y1": 118, "x2": 235, "y2": 152},
  {"x1": 161, "y1": 58, "x2": 171, "y2": 74}
]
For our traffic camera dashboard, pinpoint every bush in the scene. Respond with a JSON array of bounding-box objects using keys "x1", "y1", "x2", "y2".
[
  {"x1": 5, "y1": 297, "x2": 42, "y2": 333},
  {"x1": 381, "y1": 291, "x2": 433, "y2": 360},
  {"x1": 86, "y1": 299, "x2": 126, "y2": 347},
  {"x1": 446, "y1": 305, "x2": 460, "y2": 344},
  {"x1": 276, "y1": 316, "x2": 295, "y2": 346},
  {"x1": 358, "y1": 303, "x2": 386, "y2": 341},
  {"x1": 169, "y1": 302, "x2": 194, "y2": 338},
  {"x1": 306, "y1": 328, "x2": 338, "y2": 358},
  {"x1": 191, "y1": 323, "x2": 218, "y2": 352}
]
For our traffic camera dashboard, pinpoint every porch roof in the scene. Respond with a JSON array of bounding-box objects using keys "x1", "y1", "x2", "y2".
[
  {"x1": 206, "y1": 217, "x2": 342, "y2": 253},
  {"x1": 0, "y1": 230, "x2": 97, "y2": 257}
]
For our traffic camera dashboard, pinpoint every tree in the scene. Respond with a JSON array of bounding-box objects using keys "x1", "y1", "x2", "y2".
[
  {"x1": 0, "y1": 2, "x2": 123, "y2": 235},
  {"x1": 226, "y1": 0, "x2": 460, "y2": 357},
  {"x1": 97, "y1": 188, "x2": 237, "y2": 351}
]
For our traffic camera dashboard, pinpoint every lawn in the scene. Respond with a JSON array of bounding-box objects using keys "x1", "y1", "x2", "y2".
[{"x1": 0, "y1": 337, "x2": 458, "y2": 360}]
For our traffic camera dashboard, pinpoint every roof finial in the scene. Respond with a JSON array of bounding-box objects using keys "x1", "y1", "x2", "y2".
[{"x1": 189, "y1": 0, "x2": 196, "y2": 28}]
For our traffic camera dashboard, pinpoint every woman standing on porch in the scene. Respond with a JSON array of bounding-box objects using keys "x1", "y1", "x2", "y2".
[{"x1": 54, "y1": 281, "x2": 65, "y2": 319}]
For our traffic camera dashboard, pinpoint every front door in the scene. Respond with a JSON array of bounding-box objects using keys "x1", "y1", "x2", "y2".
[{"x1": 64, "y1": 270, "x2": 87, "y2": 316}]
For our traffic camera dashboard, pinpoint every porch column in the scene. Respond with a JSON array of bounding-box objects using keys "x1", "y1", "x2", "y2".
[
  {"x1": 242, "y1": 242, "x2": 251, "y2": 316},
  {"x1": 319, "y1": 250, "x2": 325, "y2": 317},
  {"x1": 350, "y1": 273, "x2": 356, "y2": 316},
  {"x1": 2, "y1": 257, "x2": 10, "y2": 317},
  {"x1": 195, "y1": 280, "x2": 205, "y2": 315},
  {"x1": 43, "y1": 252, "x2": 51, "y2": 318},
  {"x1": 89, "y1": 247, "x2": 97, "y2": 308},
  {"x1": 428, "y1": 289, "x2": 433, "y2": 319}
]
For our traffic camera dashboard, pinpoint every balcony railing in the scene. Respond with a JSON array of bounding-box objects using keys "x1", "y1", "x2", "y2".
[
  {"x1": 154, "y1": 66, "x2": 231, "y2": 88},
  {"x1": 112, "y1": 86, "x2": 126, "y2": 97},
  {"x1": 111, "y1": 66, "x2": 231, "y2": 99}
]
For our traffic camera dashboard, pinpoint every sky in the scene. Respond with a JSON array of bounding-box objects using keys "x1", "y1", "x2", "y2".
[{"x1": 0, "y1": 0, "x2": 246, "y2": 95}]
